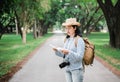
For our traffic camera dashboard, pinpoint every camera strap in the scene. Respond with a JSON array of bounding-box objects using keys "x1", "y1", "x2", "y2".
[{"x1": 63, "y1": 54, "x2": 66, "y2": 59}]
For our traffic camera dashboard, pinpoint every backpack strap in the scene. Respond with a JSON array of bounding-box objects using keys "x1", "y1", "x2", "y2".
[
  {"x1": 64, "y1": 38, "x2": 67, "y2": 43},
  {"x1": 74, "y1": 36, "x2": 85, "y2": 71},
  {"x1": 74, "y1": 36, "x2": 80, "y2": 47}
]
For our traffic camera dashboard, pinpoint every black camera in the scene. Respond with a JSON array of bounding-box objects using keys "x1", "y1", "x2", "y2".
[{"x1": 59, "y1": 62, "x2": 70, "y2": 68}]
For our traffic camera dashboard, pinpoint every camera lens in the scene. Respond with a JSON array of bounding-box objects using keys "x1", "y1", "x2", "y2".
[{"x1": 59, "y1": 62, "x2": 70, "y2": 68}]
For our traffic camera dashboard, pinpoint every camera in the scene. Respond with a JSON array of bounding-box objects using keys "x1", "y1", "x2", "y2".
[{"x1": 59, "y1": 62, "x2": 70, "y2": 68}]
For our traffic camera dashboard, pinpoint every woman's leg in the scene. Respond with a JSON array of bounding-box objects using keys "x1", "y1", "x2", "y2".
[
  {"x1": 65, "y1": 71, "x2": 73, "y2": 82},
  {"x1": 71, "y1": 69, "x2": 84, "y2": 82}
]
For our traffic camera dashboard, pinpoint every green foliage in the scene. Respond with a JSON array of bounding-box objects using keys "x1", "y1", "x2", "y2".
[
  {"x1": 0, "y1": 0, "x2": 15, "y2": 28},
  {"x1": 43, "y1": 0, "x2": 63, "y2": 26},
  {"x1": 111, "y1": 0, "x2": 118, "y2": 6},
  {"x1": 40, "y1": 0, "x2": 51, "y2": 12},
  {"x1": 49, "y1": 0, "x2": 104, "y2": 32},
  {"x1": 77, "y1": 0, "x2": 97, "y2": 2},
  {"x1": 88, "y1": 32, "x2": 120, "y2": 70},
  {"x1": 0, "y1": 33, "x2": 53, "y2": 77}
]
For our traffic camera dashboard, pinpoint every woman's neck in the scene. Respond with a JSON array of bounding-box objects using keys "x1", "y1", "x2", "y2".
[{"x1": 70, "y1": 33, "x2": 75, "y2": 38}]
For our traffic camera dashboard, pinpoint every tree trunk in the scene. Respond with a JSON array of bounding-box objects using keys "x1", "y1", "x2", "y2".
[
  {"x1": 43, "y1": 25, "x2": 48, "y2": 34},
  {"x1": 97, "y1": 0, "x2": 120, "y2": 48},
  {"x1": 38, "y1": 21, "x2": 44, "y2": 36},
  {"x1": 40, "y1": 27, "x2": 44, "y2": 36},
  {"x1": 33, "y1": 19, "x2": 37, "y2": 39},
  {"x1": 14, "y1": 10, "x2": 22, "y2": 38},
  {"x1": 22, "y1": 28, "x2": 26, "y2": 44},
  {"x1": 0, "y1": 24, "x2": 3, "y2": 39},
  {"x1": 37, "y1": 22, "x2": 41, "y2": 37},
  {"x1": 15, "y1": 16, "x2": 18, "y2": 35},
  {"x1": 109, "y1": 16, "x2": 120, "y2": 48}
]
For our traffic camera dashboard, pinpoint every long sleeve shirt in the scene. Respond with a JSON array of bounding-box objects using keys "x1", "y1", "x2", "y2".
[{"x1": 55, "y1": 37, "x2": 85, "y2": 71}]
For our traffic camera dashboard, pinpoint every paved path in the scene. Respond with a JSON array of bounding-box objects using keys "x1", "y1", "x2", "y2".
[{"x1": 9, "y1": 33, "x2": 120, "y2": 82}]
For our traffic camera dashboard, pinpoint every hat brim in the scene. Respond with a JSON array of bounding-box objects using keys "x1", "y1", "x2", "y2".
[{"x1": 62, "y1": 22, "x2": 81, "y2": 27}]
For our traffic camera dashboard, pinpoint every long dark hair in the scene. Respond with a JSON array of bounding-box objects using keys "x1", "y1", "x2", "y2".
[{"x1": 66, "y1": 25, "x2": 82, "y2": 38}]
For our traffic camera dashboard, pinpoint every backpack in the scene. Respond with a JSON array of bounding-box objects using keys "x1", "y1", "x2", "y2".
[
  {"x1": 74, "y1": 36, "x2": 95, "y2": 65},
  {"x1": 64, "y1": 36, "x2": 95, "y2": 66}
]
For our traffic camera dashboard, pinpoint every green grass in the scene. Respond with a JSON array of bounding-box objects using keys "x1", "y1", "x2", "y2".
[
  {"x1": 87, "y1": 32, "x2": 120, "y2": 70},
  {"x1": 0, "y1": 33, "x2": 53, "y2": 77}
]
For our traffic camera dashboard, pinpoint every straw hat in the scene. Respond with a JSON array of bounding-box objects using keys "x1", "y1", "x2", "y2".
[{"x1": 62, "y1": 18, "x2": 81, "y2": 26}]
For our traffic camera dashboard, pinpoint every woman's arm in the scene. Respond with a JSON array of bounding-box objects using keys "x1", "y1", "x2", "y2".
[{"x1": 63, "y1": 38, "x2": 85, "y2": 62}]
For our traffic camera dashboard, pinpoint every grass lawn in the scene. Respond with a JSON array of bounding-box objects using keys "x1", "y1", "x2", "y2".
[
  {"x1": 0, "y1": 33, "x2": 53, "y2": 77},
  {"x1": 87, "y1": 32, "x2": 120, "y2": 70}
]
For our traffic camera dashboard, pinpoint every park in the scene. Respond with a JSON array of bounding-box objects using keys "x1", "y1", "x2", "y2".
[{"x1": 0, "y1": 0, "x2": 120, "y2": 82}]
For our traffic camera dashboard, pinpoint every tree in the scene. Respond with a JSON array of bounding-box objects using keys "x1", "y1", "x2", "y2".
[
  {"x1": 37, "y1": 0, "x2": 51, "y2": 36},
  {"x1": 39, "y1": 0, "x2": 63, "y2": 34},
  {"x1": 14, "y1": 0, "x2": 51, "y2": 43},
  {"x1": 56, "y1": 0, "x2": 104, "y2": 35},
  {"x1": 97, "y1": 0, "x2": 120, "y2": 48},
  {"x1": 14, "y1": 0, "x2": 35, "y2": 43},
  {"x1": 0, "y1": 0, "x2": 15, "y2": 39}
]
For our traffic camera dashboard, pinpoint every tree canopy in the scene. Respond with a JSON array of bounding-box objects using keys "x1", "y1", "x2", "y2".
[{"x1": 0, "y1": 0, "x2": 120, "y2": 48}]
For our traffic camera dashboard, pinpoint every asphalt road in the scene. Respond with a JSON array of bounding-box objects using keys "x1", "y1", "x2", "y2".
[{"x1": 9, "y1": 33, "x2": 120, "y2": 82}]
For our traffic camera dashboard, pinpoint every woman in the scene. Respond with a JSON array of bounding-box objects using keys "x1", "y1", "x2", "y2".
[{"x1": 53, "y1": 18, "x2": 85, "y2": 82}]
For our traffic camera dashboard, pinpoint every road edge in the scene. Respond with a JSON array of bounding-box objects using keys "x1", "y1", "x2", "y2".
[{"x1": 95, "y1": 55, "x2": 120, "y2": 78}]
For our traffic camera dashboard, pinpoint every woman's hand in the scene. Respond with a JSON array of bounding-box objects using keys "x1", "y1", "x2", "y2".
[
  {"x1": 52, "y1": 48, "x2": 69, "y2": 55},
  {"x1": 61, "y1": 49, "x2": 69, "y2": 55},
  {"x1": 53, "y1": 48, "x2": 58, "y2": 51}
]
